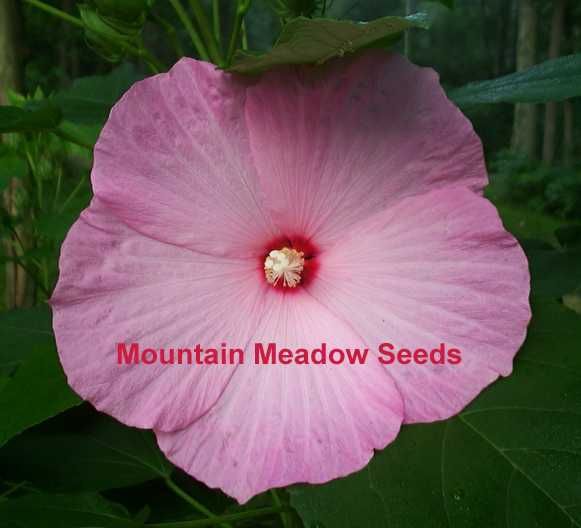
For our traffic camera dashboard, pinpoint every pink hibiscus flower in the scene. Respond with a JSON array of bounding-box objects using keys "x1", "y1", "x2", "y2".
[{"x1": 51, "y1": 51, "x2": 531, "y2": 503}]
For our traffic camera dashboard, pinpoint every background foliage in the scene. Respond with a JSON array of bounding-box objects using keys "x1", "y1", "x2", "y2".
[{"x1": 0, "y1": 0, "x2": 580, "y2": 527}]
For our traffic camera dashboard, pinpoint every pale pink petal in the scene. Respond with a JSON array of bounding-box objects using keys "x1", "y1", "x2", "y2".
[
  {"x1": 307, "y1": 187, "x2": 531, "y2": 423},
  {"x1": 156, "y1": 290, "x2": 403, "y2": 503},
  {"x1": 245, "y1": 51, "x2": 486, "y2": 248},
  {"x1": 92, "y1": 58, "x2": 279, "y2": 257},
  {"x1": 51, "y1": 198, "x2": 269, "y2": 431}
]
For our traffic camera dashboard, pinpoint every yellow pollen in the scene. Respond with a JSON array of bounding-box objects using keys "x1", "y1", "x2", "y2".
[{"x1": 264, "y1": 247, "x2": 305, "y2": 288}]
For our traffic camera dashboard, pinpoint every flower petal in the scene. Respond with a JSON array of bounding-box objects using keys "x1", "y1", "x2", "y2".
[
  {"x1": 307, "y1": 187, "x2": 531, "y2": 423},
  {"x1": 245, "y1": 51, "x2": 486, "y2": 248},
  {"x1": 156, "y1": 290, "x2": 403, "y2": 503},
  {"x1": 51, "y1": 198, "x2": 268, "y2": 431},
  {"x1": 92, "y1": 58, "x2": 278, "y2": 257}
]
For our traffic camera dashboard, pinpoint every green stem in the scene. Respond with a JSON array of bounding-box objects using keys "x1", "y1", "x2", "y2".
[
  {"x1": 146, "y1": 506, "x2": 290, "y2": 528},
  {"x1": 25, "y1": 148, "x2": 43, "y2": 212},
  {"x1": 59, "y1": 175, "x2": 86, "y2": 214},
  {"x1": 212, "y1": 0, "x2": 221, "y2": 47},
  {"x1": 52, "y1": 169, "x2": 62, "y2": 211},
  {"x1": 4, "y1": 225, "x2": 49, "y2": 297},
  {"x1": 241, "y1": 19, "x2": 248, "y2": 51},
  {"x1": 164, "y1": 478, "x2": 232, "y2": 528},
  {"x1": 188, "y1": 0, "x2": 224, "y2": 66},
  {"x1": 170, "y1": 0, "x2": 210, "y2": 61},
  {"x1": 227, "y1": 0, "x2": 251, "y2": 66}
]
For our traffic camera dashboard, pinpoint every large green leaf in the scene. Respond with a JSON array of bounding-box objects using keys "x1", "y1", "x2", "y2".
[
  {"x1": 449, "y1": 54, "x2": 581, "y2": 107},
  {"x1": 0, "y1": 306, "x2": 54, "y2": 368},
  {"x1": 0, "y1": 413, "x2": 172, "y2": 492},
  {"x1": 53, "y1": 63, "x2": 143, "y2": 124},
  {"x1": 227, "y1": 14, "x2": 429, "y2": 74},
  {"x1": 527, "y1": 244, "x2": 581, "y2": 297},
  {"x1": 0, "y1": 346, "x2": 81, "y2": 448},
  {"x1": 0, "y1": 101, "x2": 62, "y2": 133},
  {"x1": 290, "y1": 260, "x2": 581, "y2": 526},
  {"x1": 0, "y1": 493, "x2": 140, "y2": 528}
]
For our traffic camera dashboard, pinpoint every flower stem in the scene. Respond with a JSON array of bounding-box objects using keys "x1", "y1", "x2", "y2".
[
  {"x1": 241, "y1": 19, "x2": 248, "y2": 51},
  {"x1": 188, "y1": 0, "x2": 224, "y2": 66},
  {"x1": 212, "y1": 0, "x2": 221, "y2": 47},
  {"x1": 164, "y1": 478, "x2": 232, "y2": 528},
  {"x1": 226, "y1": 0, "x2": 251, "y2": 66},
  {"x1": 146, "y1": 505, "x2": 290, "y2": 528},
  {"x1": 170, "y1": 0, "x2": 210, "y2": 61}
]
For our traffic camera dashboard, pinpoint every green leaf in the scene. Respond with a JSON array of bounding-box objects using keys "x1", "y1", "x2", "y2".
[
  {"x1": 54, "y1": 120, "x2": 101, "y2": 150},
  {"x1": 53, "y1": 63, "x2": 143, "y2": 124},
  {"x1": 526, "y1": 244, "x2": 581, "y2": 298},
  {"x1": 0, "y1": 101, "x2": 62, "y2": 134},
  {"x1": 0, "y1": 346, "x2": 81, "y2": 448},
  {"x1": 290, "y1": 253, "x2": 581, "y2": 527},
  {"x1": 449, "y1": 54, "x2": 581, "y2": 107},
  {"x1": 0, "y1": 306, "x2": 54, "y2": 368},
  {"x1": 0, "y1": 414, "x2": 172, "y2": 492},
  {"x1": 0, "y1": 493, "x2": 140, "y2": 528},
  {"x1": 227, "y1": 14, "x2": 430, "y2": 74}
]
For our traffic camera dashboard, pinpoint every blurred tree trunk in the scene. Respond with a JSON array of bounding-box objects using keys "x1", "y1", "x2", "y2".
[
  {"x1": 0, "y1": 0, "x2": 27, "y2": 309},
  {"x1": 542, "y1": 0, "x2": 567, "y2": 165},
  {"x1": 511, "y1": 0, "x2": 538, "y2": 158}
]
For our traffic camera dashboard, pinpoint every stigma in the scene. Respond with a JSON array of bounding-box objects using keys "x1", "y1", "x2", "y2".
[{"x1": 264, "y1": 247, "x2": 305, "y2": 288}]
